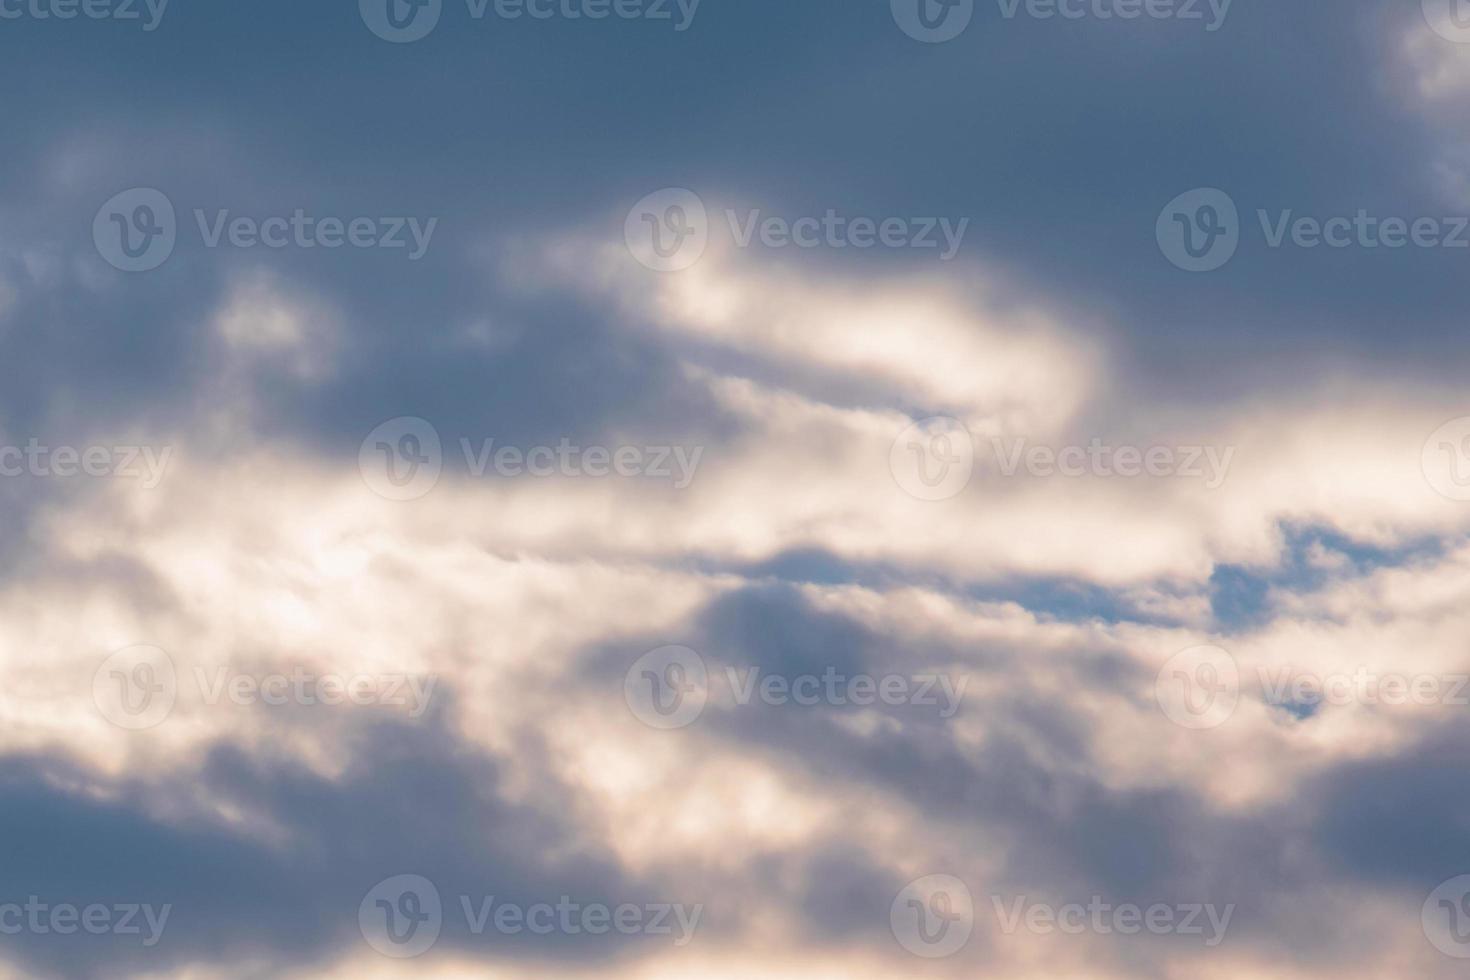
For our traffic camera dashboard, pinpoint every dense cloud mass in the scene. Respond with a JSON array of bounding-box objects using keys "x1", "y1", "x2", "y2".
[{"x1": 1, "y1": 0, "x2": 1469, "y2": 976}]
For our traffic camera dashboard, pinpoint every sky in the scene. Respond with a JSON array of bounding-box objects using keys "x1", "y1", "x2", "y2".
[{"x1": 2, "y1": 0, "x2": 1470, "y2": 976}]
